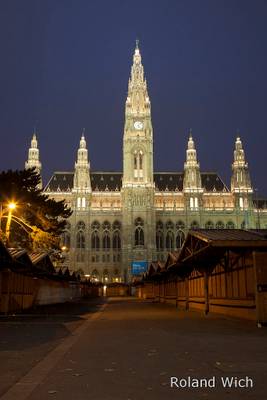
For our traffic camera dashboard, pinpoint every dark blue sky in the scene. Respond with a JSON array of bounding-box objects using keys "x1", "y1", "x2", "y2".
[{"x1": 1, "y1": 0, "x2": 267, "y2": 194}]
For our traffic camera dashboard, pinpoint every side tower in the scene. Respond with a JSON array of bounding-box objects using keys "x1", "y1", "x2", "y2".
[
  {"x1": 122, "y1": 41, "x2": 156, "y2": 281},
  {"x1": 231, "y1": 136, "x2": 254, "y2": 228},
  {"x1": 25, "y1": 131, "x2": 42, "y2": 189},
  {"x1": 70, "y1": 132, "x2": 92, "y2": 270},
  {"x1": 183, "y1": 132, "x2": 203, "y2": 225},
  {"x1": 73, "y1": 132, "x2": 91, "y2": 197}
]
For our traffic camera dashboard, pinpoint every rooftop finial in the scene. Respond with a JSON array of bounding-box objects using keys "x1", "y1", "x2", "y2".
[
  {"x1": 135, "y1": 38, "x2": 139, "y2": 49},
  {"x1": 189, "y1": 128, "x2": 193, "y2": 139}
]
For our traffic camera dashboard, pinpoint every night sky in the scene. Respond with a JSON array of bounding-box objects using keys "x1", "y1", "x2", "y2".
[{"x1": 1, "y1": 0, "x2": 267, "y2": 195}]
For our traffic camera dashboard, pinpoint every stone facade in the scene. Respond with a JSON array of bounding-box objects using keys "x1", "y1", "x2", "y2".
[{"x1": 25, "y1": 43, "x2": 267, "y2": 283}]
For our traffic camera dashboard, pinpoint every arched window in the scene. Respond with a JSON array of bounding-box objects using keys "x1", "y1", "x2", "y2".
[
  {"x1": 91, "y1": 220, "x2": 100, "y2": 231},
  {"x1": 103, "y1": 231, "x2": 111, "y2": 249},
  {"x1": 76, "y1": 221, "x2": 85, "y2": 261},
  {"x1": 166, "y1": 231, "x2": 174, "y2": 251},
  {"x1": 139, "y1": 151, "x2": 143, "y2": 170},
  {"x1": 134, "y1": 218, "x2": 144, "y2": 246},
  {"x1": 134, "y1": 154, "x2": 138, "y2": 170},
  {"x1": 226, "y1": 221, "x2": 235, "y2": 229},
  {"x1": 91, "y1": 221, "x2": 100, "y2": 251},
  {"x1": 176, "y1": 230, "x2": 185, "y2": 249},
  {"x1": 216, "y1": 221, "x2": 225, "y2": 229},
  {"x1": 77, "y1": 221, "x2": 86, "y2": 231},
  {"x1": 133, "y1": 150, "x2": 144, "y2": 180},
  {"x1": 157, "y1": 220, "x2": 164, "y2": 230},
  {"x1": 176, "y1": 221, "x2": 185, "y2": 230},
  {"x1": 76, "y1": 232, "x2": 85, "y2": 249},
  {"x1": 191, "y1": 221, "x2": 199, "y2": 230},
  {"x1": 112, "y1": 220, "x2": 121, "y2": 231},
  {"x1": 156, "y1": 230, "x2": 164, "y2": 250},
  {"x1": 91, "y1": 232, "x2": 100, "y2": 250},
  {"x1": 205, "y1": 221, "x2": 214, "y2": 229},
  {"x1": 102, "y1": 221, "x2": 111, "y2": 251},
  {"x1": 102, "y1": 221, "x2": 111, "y2": 231},
  {"x1": 112, "y1": 231, "x2": 121, "y2": 250},
  {"x1": 166, "y1": 220, "x2": 174, "y2": 231},
  {"x1": 156, "y1": 221, "x2": 164, "y2": 251}
]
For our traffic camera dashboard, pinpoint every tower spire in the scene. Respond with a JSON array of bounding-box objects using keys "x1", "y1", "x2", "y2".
[
  {"x1": 73, "y1": 131, "x2": 91, "y2": 192},
  {"x1": 125, "y1": 41, "x2": 151, "y2": 118},
  {"x1": 183, "y1": 132, "x2": 202, "y2": 191},
  {"x1": 183, "y1": 131, "x2": 203, "y2": 211},
  {"x1": 25, "y1": 130, "x2": 42, "y2": 189},
  {"x1": 231, "y1": 135, "x2": 252, "y2": 192}
]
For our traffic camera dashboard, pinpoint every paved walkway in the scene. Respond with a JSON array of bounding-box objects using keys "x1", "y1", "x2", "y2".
[{"x1": 1, "y1": 297, "x2": 267, "y2": 400}]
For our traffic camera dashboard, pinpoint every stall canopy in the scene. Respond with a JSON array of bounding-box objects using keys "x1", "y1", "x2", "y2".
[{"x1": 176, "y1": 229, "x2": 267, "y2": 270}]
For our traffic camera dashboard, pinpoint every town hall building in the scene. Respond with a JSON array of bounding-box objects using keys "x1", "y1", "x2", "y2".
[{"x1": 25, "y1": 43, "x2": 267, "y2": 282}]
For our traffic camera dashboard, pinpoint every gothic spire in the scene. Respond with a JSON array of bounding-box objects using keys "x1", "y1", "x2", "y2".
[
  {"x1": 73, "y1": 131, "x2": 91, "y2": 192},
  {"x1": 25, "y1": 130, "x2": 42, "y2": 189},
  {"x1": 183, "y1": 132, "x2": 202, "y2": 191},
  {"x1": 126, "y1": 41, "x2": 151, "y2": 117},
  {"x1": 231, "y1": 135, "x2": 252, "y2": 192}
]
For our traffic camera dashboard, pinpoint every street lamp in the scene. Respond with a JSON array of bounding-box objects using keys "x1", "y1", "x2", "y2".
[
  {"x1": 0, "y1": 202, "x2": 17, "y2": 244},
  {"x1": 6, "y1": 202, "x2": 17, "y2": 245}
]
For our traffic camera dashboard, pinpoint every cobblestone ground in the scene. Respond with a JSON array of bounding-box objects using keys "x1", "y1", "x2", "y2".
[{"x1": 0, "y1": 297, "x2": 267, "y2": 400}]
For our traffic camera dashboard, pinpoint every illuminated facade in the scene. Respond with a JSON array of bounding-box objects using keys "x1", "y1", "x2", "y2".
[{"x1": 25, "y1": 43, "x2": 267, "y2": 282}]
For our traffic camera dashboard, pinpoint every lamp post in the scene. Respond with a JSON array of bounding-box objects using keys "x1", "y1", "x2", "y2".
[
  {"x1": 0, "y1": 202, "x2": 17, "y2": 245},
  {"x1": 6, "y1": 202, "x2": 17, "y2": 244}
]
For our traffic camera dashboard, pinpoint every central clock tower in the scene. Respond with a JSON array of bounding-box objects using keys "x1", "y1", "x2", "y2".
[{"x1": 122, "y1": 41, "x2": 156, "y2": 281}]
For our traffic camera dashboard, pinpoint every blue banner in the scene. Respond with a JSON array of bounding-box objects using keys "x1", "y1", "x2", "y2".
[{"x1": 131, "y1": 261, "x2": 148, "y2": 275}]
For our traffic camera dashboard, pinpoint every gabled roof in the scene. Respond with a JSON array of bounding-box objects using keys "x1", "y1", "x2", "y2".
[
  {"x1": 8, "y1": 248, "x2": 34, "y2": 270},
  {"x1": 176, "y1": 229, "x2": 267, "y2": 270},
  {"x1": 44, "y1": 171, "x2": 229, "y2": 193},
  {"x1": 29, "y1": 252, "x2": 55, "y2": 274}
]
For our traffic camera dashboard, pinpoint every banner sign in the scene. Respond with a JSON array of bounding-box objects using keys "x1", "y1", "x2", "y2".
[{"x1": 131, "y1": 261, "x2": 148, "y2": 275}]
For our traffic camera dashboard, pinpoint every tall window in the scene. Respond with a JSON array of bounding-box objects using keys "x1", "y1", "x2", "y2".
[
  {"x1": 166, "y1": 231, "x2": 174, "y2": 251},
  {"x1": 91, "y1": 221, "x2": 100, "y2": 251},
  {"x1": 112, "y1": 231, "x2": 121, "y2": 250},
  {"x1": 134, "y1": 150, "x2": 144, "y2": 180},
  {"x1": 103, "y1": 231, "x2": 111, "y2": 249},
  {"x1": 112, "y1": 221, "x2": 121, "y2": 262},
  {"x1": 176, "y1": 230, "x2": 185, "y2": 249},
  {"x1": 134, "y1": 218, "x2": 144, "y2": 246},
  {"x1": 102, "y1": 221, "x2": 111, "y2": 250},
  {"x1": 76, "y1": 221, "x2": 85, "y2": 262},
  {"x1": 156, "y1": 231, "x2": 164, "y2": 251},
  {"x1": 156, "y1": 221, "x2": 164, "y2": 251},
  {"x1": 76, "y1": 232, "x2": 85, "y2": 249},
  {"x1": 165, "y1": 220, "x2": 174, "y2": 251}
]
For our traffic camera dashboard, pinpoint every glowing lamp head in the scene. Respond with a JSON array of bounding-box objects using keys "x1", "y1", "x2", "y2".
[{"x1": 8, "y1": 203, "x2": 16, "y2": 210}]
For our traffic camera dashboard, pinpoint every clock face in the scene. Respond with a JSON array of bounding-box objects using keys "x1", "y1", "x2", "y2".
[{"x1": 134, "y1": 121, "x2": 143, "y2": 130}]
